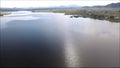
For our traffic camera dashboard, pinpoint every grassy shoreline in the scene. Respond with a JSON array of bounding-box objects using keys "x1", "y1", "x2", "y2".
[
  {"x1": 32, "y1": 8, "x2": 120, "y2": 22},
  {"x1": 0, "y1": 12, "x2": 10, "y2": 16}
]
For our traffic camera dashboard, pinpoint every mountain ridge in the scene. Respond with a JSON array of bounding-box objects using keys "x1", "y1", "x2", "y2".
[{"x1": 0, "y1": 2, "x2": 120, "y2": 11}]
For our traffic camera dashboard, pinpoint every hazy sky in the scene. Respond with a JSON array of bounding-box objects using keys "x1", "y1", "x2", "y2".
[{"x1": 1, "y1": 0, "x2": 120, "y2": 8}]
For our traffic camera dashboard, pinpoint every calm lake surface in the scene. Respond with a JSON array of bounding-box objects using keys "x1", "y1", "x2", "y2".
[{"x1": 0, "y1": 11, "x2": 119, "y2": 67}]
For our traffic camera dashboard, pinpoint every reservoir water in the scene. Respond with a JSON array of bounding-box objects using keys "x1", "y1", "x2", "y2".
[{"x1": 0, "y1": 11, "x2": 119, "y2": 67}]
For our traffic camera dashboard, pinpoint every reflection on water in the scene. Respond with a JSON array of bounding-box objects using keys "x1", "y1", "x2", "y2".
[
  {"x1": 0, "y1": 11, "x2": 120, "y2": 67},
  {"x1": 64, "y1": 39, "x2": 80, "y2": 67}
]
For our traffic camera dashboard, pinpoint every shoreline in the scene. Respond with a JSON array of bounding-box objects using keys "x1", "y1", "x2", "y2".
[
  {"x1": 0, "y1": 12, "x2": 11, "y2": 16},
  {"x1": 31, "y1": 8, "x2": 120, "y2": 23}
]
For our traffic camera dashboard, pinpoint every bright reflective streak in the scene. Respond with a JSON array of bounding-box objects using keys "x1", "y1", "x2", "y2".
[
  {"x1": 64, "y1": 42, "x2": 80, "y2": 67},
  {"x1": 63, "y1": 23, "x2": 80, "y2": 67}
]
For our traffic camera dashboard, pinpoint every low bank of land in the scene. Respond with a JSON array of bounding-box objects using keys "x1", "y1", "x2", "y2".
[
  {"x1": 32, "y1": 8, "x2": 120, "y2": 22},
  {"x1": 0, "y1": 12, "x2": 10, "y2": 16}
]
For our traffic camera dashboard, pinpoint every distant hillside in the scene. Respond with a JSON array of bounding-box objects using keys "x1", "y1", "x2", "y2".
[
  {"x1": 0, "y1": 2, "x2": 120, "y2": 11},
  {"x1": 83, "y1": 2, "x2": 120, "y2": 8},
  {"x1": 105, "y1": 2, "x2": 120, "y2": 7}
]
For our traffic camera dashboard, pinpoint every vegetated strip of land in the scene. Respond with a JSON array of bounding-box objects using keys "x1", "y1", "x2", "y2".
[
  {"x1": 32, "y1": 8, "x2": 120, "y2": 22},
  {"x1": 0, "y1": 11, "x2": 10, "y2": 16}
]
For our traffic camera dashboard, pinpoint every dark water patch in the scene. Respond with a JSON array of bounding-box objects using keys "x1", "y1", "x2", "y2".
[{"x1": 1, "y1": 19, "x2": 65, "y2": 67}]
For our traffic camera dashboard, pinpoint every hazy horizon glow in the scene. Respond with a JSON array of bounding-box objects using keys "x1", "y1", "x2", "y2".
[{"x1": 1, "y1": 0, "x2": 120, "y2": 8}]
